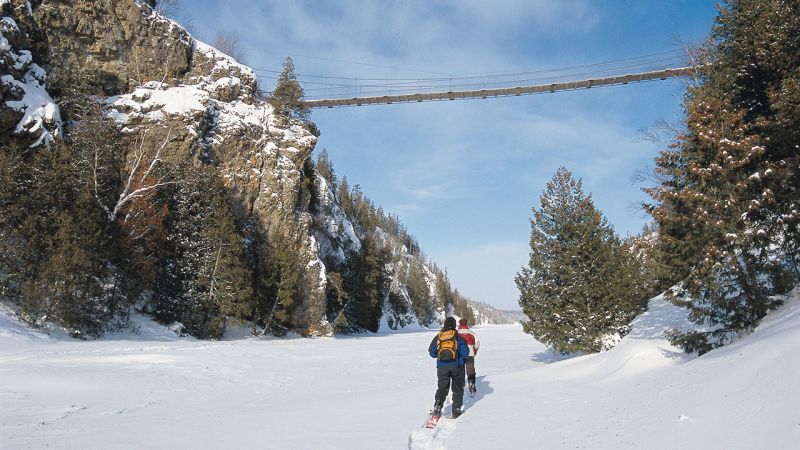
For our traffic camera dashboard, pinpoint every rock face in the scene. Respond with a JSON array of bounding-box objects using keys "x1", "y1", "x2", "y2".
[
  {"x1": 33, "y1": 0, "x2": 193, "y2": 95},
  {"x1": 1, "y1": 0, "x2": 331, "y2": 333}
]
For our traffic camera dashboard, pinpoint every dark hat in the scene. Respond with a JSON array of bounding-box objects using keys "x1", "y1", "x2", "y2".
[{"x1": 443, "y1": 317, "x2": 457, "y2": 330}]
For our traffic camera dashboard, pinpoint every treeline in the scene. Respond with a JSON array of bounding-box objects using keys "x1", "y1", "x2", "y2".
[{"x1": 468, "y1": 300, "x2": 526, "y2": 325}]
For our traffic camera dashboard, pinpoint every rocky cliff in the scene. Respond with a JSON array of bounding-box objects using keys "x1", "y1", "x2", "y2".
[{"x1": 1, "y1": 0, "x2": 336, "y2": 332}]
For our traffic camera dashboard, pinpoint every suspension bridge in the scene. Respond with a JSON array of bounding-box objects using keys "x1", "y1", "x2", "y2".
[
  {"x1": 301, "y1": 66, "x2": 693, "y2": 109},
  {"x1": 303, "y1": 67, "x2": 695, "y2": 109}
]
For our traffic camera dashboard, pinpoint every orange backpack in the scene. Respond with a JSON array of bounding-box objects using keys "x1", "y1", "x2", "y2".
[{"x1": 436, "y1": 330, "x2": 459, "y2": 361}]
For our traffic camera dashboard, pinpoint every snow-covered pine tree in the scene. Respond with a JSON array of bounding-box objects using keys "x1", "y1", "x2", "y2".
[
  {"x1": 645, "y1": 0, "x2": 799, "y2": 354},
  {"x1": 516, "y1": 167, "x2": 648, "y2": 354}
]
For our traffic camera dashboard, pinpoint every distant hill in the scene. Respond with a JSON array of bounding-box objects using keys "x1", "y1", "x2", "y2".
[{"x1": 468, "y1": 300, "x2": 525, "y2": 325}]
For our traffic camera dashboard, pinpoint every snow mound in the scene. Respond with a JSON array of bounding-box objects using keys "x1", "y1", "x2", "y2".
[
  {"x1": 0, "y1": 303, "x2": 188, "y2": 345},
  {"x1": 0, "y1": 303, "x2": 53, "y2": 345},
  {"x1": 102, "y1": 311, "x2": 186, "y2": 342},
  {"x1": 585, "y1": 289, "x2": 799, "y2": 382},
  {"x1": 526, "y1": 295, "x2": 694, "y2": 382}
]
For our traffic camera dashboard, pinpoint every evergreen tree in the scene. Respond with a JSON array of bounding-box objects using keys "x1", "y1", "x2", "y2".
[
  {"x1": 0, "y1": 146, "x2": 37, "y2": 305},
  {"x1": 26, "y1": 211, "x2": 113, "y2": 337},
  {"x1": 268, "y1": 234, "x2": 303, "y2": 335},
  {"x1": 316, "y1": 148, "x2": 336, "y2": 186},
  {"x1": 452, "y1": 290, "x2": 476, "y2": 325},
  {"x1": 435, "y1": 271, "x2": 454, "y2": 315},
  {"x1": 338, "y1": 176, "x2": 353, "y2": 218},
  {"x1": 243, "y1": 225, "x2": 305, "y2": 336},
  {"x1": 625, "y1": 223, "x2": 667, "y2": 295},
  {"x1": 406, "y1": 261, "x2": 435, "y2": 326},
  {"x1": 269, "y1": 56, "x2": 310, "y2": 120},
  {"x1": 516, "y1": 167, "x2": 647, "y2": 354},
  {"x1": 645, "y1": 0, "x2": 799, "y2": 354},
  {"x1": 325, "y1": 271, "x2": 348, "y2": 325},
  {"x1": 343, "y1": 234, "x2": 388, "y2": 332},
  {"x1": 297, "y1": 158, "x2": 319, "y2": 214},
  {"x1": 152, "y1": 163, "x2": 252, "y2": 338}
]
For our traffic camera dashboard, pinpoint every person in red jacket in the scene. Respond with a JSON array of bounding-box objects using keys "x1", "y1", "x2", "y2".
[{"x1": 457, "y1": 318, "x2": 480, "y2": 395}]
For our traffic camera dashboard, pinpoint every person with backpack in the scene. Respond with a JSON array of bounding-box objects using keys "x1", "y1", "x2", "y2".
[
  {"x1": 428, "y1": 316, "x2": 469, "y2": 420},
  {"x1": 457, "y1": 318, "x2": 480, "y2": 395}
]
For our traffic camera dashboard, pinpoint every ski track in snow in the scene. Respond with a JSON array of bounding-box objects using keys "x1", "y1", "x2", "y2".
[
  {"x1": 409, "y1": 387, "x2": 479, "y2": 449},
  {"x1": 409, "y1": 415, "x2": 457, "y2": 450}
]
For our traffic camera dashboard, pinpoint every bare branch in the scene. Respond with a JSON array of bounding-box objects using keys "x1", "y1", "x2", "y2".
[
  {"x1": 109, "y1": 128, "x2": 178, "y2": 221},
  {"x1": 92, "y1": 144, "x2": 115, "y2": 221},
  {"x1": 214, "y1": 31, "x2": 247, "y2": 64}
]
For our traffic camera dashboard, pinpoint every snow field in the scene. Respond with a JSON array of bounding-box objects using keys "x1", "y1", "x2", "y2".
[{"x1": 2, "y1": 292, "x2": 799, "y2": 449}]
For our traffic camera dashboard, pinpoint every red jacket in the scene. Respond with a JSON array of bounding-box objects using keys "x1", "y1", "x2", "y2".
[{"x1": 457, "y1": 324, "x2": 480, "y2": 356}]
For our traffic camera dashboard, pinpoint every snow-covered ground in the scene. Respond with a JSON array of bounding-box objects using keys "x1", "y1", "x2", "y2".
[{"x1": 1, "y1": 293, "x2": 798, "y2": 449}]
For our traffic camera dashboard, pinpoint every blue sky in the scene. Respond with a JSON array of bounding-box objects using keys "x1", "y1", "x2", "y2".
[{"x1": 175, "y1": 1, "x2": 719, "y2": 310}]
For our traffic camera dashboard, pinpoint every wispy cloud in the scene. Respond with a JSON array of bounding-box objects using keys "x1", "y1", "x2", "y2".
[{"x1": 198, "y1": 0, "x2": 600, "y2": 81}]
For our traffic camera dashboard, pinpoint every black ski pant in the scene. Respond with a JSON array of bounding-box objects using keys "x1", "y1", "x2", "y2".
[
  {"x1": 465, "y1": 356, "x2": 476, "y2": 383},
  {"x1": 434, "y1": 363, "x2": 465, "y2": 410}
]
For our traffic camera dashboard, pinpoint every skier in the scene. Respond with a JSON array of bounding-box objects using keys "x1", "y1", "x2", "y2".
[
  {"x1": 428, "y1": 316, "x2": 469, "y2": 421},
  {"x1": 457, "y1": 318, "x2": 480, "y2": 396}
]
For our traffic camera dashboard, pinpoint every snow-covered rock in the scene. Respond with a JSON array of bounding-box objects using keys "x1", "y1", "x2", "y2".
[{"x1": 0, "y1": 14, "x2": 61, "y2": 146}]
